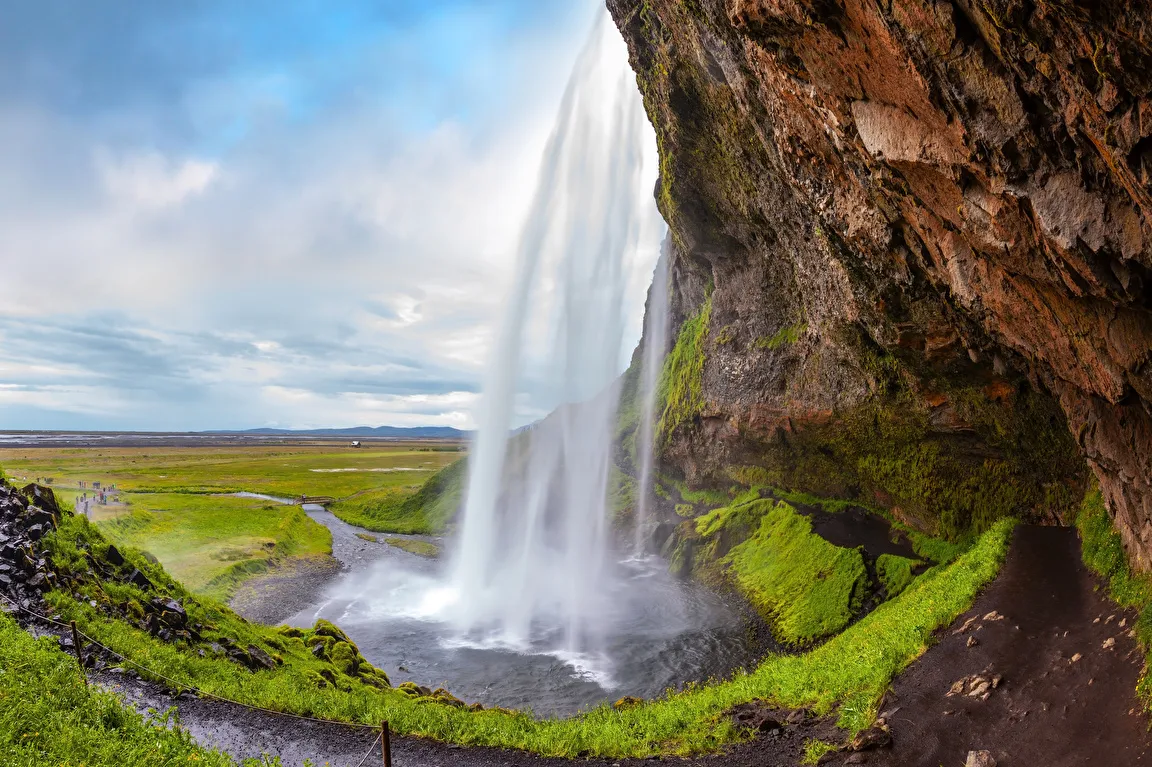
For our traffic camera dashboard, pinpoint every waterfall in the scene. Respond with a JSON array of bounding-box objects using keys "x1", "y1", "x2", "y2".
[
  {"x1": 447, "y1": 9, "x2": 656, "y2": 656},
  {"x1": 633, "y1": 251, "x2": 670, "y2": 553}
]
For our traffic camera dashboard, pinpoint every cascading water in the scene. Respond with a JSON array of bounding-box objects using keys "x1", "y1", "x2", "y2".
[
  {"x1": 291, "y1": 10, "x2": 758, "y2": 716},
  {"x1": 447, "y1": 9, "x2": 651, "y2": 659},
  {"x1": 633, "y1": 251, "x2": 670, "y2": 554}
]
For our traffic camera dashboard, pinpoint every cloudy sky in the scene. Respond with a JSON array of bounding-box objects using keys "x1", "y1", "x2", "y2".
[{"x1": 0, "y1": 0, "x2": 662, "y2": 432}]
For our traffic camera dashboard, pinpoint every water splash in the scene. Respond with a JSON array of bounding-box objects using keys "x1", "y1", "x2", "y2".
[{"x1": 448, "y1": 10, "x2": 655, "y2": 655}]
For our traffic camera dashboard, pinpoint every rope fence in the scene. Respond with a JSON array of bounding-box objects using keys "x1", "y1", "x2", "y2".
[{"x1": 1, "y1": 591, "x2": 393, "y2": 765}]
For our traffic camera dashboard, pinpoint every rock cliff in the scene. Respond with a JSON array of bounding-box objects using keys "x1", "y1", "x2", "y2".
[{"x1": 608, "y1": 1, "x2": 1152, "y2": 561}]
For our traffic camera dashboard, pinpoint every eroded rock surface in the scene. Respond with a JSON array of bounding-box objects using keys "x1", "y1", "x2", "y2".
[{"x1": 609, "y1": 0, "x2": 1152, "y2": 561}]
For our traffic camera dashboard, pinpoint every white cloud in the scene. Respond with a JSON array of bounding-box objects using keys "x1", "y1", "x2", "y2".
[{"x1": 95, "y1": 149, "x2": 219, "y2": 207}]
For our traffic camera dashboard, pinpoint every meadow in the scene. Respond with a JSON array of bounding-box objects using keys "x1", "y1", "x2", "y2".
[
  {"x1": 0, "y1": 442, "x2": 463, "y2": 600},
  {"x1": 0, "y1": 442, "x2": 463, "y2": 498}
]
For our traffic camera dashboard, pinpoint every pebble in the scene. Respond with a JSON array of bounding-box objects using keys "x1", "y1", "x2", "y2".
[
  {"x1": 966, "y1": 750, "x2": 996, "y2": 767},
  {"x1": 1103, "y1": 637, "x2": 1116, "y2": 650}
]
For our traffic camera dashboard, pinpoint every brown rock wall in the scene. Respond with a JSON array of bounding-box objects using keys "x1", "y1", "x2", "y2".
[{"x1": 610, "y1": 0, "x2": 1151, "y2": 557}]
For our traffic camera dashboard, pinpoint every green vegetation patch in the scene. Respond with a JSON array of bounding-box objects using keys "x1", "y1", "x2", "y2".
[
  {"x1": 330, "y1": 459, "x2": 466, "y2": 535},
  {"x1": 385, "y1": 538, "x2": 440, "y2": 558},
  {"x1": 0, "y1": 609, "x2": 239, "y2": 766},
  {"x1": 722, "y1": 501, "x2": 869, "y2": 644},
  {"x1": 35, "y1": 493, "x2": 1013, "y2": 758},
  {"x1": 756, "y1": 322, "x2": 807, "y2": 350},
  {"x1": 721, "y1": 378, "x2": 1085, "y2": 542},
  {"x1": 97, "y1": 492, "x2": 332, "y2": 602},
  {"x1": 1076, "y1": 486, "x2": 1152, "y2": 705},
  {"x1": 657, "y1": 295, "x2": 712, "y2": 442},
  {"x1": 875, "y1": 554, "x2": 921, "y2": 598}
]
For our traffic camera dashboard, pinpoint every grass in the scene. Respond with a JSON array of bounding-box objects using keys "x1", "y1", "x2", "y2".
[
  {"x1": 722, "y1": 501, "x2": 869, "y2": 644},
  {"x1": 355, "y1": 532, "x2": 378, "y2": 542},
  {"x1": 329, "y1": 458, "x2": 466, "y2": 534},
  {"x1": 802, "y1": 738, "x2": 839, "y2": 764},
  {"x1": 657, "y1": 295, "x2": 712, "y2": 442},
  {"x1": 875, "y1": 554, "x2": 921, "y2": 597},
  {"x1": 1075, "y1": 485, "x2": 1152, "y2": 705},
  {"x1": 0, "y1": 444, "x2": 460, "y2": 500},
  {"x1": 0, "y1": 609, "x2": 252, "y2": 767},
  {"x1": 36, "y1": 497, "x2": 1014, "y2": 758},
  {"x1": 384, "y1": 538, "x2": 440, "y2": 558},
  {"x1": 96, "y1": 493, "x2": 332, "y2": 602}
]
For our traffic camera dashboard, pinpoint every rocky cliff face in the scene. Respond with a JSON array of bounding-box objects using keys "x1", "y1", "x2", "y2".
[{"x1": 608, "y1": 0, "x2": 1152, "y2": 560}]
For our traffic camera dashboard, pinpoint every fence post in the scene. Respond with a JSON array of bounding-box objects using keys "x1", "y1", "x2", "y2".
[
  {"x1": 381, "y1": 720, "x2": 392, "y2": 767},
  {"x1": 69, "y1": 620, "x2": 87, "y2": 686}
]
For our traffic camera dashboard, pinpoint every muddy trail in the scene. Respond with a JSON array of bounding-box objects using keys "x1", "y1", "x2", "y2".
[{"x1": 828, "y1": 525, "x2": 1152, "y2": 767}]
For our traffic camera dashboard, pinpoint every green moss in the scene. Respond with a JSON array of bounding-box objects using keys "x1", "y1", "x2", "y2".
[
  {"x1": 876, "y1": 554, "x2": 921, "y2": 597},
  {"x1": 756, "y1": 322, "x2": 808, "y2": 350},
  {"x1": 720, "y1": 381, "x2": 1084, "y2": 543},
  {"x1": 355, "y1": 532, "x2": 378, "y2": 542},
  {"x1": 329, "y1": 458, "x2": 466, "y2": 534},
  {"x1": 723, "y1": 501, "x2": 869, "y2": 644},
  {"x1": 1076, "y1": 485, "x2": 1152, "y2": 688},
  {"x1": 657, "y1": 296, "x2": 712, "y2": 442}
]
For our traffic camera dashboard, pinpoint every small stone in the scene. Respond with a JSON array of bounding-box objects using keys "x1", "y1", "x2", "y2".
[
  {"x1": 966, "y1": 750, "x2": 996, "y2": 767},
  {"x1": 954, "y1": 616, "x2": 979, "y2": 635},
  {"x1": 845, "y1": 754, "x2": 868, "y2": 764},
  {"x1": 991, "y1": 675, "x2": 1002, "y2": 688},
  {"x1": 982, "y1": 611, "x2": 1004, "y2": 622},
  {"x1": 967, "y1": 636, "x2": 979, "y2": 648},
  {"x1": 968, "y1": 681, "x2": 991, "y2": 697},
  {"x1": 948, "y1": 679, "x2": 966, "y2": 696},
  {"x1": 1103, "y1": 637, "x2": 1116, "y2": 650},
  {"x1": 1120, "y1": 618, "x2": 1128, "y2": 628},
  {"x1": 1071, "y1": 653, "x2": 1082, "y2": 663},
  {"x1": 1106, "y1": 615, "x2": 1115, "y2": 624},
  {"x1": 1093, "y1": 617, "x2": 1101, "y2": 624}
]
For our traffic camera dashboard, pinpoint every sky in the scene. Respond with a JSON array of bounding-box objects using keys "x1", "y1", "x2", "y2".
[{"x1": 0, "y1": 0, "x2": 663, "y2": 432}]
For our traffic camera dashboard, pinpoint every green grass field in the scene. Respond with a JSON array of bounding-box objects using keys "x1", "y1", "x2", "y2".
[
  {"x1": 0, "y1": 443, "x2": 462, "y2": 499},
  {"x1": 98, "y1": 493, "x2": 333, "y2": 601}
]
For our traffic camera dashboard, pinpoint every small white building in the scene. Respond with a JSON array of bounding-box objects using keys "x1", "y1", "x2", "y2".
[{"x1": 350, "y1": 440, "x2": 361, "y2": 448}]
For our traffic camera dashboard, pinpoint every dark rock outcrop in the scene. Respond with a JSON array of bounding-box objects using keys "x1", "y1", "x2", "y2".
[{"x1": 609, "y1": 0, "x2": 1152, "y2": 561}]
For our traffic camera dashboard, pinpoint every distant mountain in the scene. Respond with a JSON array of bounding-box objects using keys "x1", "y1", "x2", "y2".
[{"x1": 219, "y1": 426, "x2": 469, "y2": 439}]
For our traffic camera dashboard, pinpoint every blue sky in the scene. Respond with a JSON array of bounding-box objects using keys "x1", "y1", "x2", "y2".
[{"x1": 0, "y1": 0, "x2": 660, "y2": 431}]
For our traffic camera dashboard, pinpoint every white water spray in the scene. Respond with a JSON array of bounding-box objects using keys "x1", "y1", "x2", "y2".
[
  {"x1": 448, "y1": 10, "x2": 656, "y2": 655},
  {"x1": 633, "y1": 251, "x2": 670, "y2": 553}
]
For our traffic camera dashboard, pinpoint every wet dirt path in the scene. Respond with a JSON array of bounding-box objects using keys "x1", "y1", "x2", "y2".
[{"x1": 841, "y1": 525, "x2": 1152, "y2": 767}]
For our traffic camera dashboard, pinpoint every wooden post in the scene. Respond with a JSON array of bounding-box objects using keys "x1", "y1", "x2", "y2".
[
  {"x1": 381, "y1": 720, "x2": 392, "y2": 767},
  {"x1": 69, "y1": 620, "x2": 87, "y2": 686}
]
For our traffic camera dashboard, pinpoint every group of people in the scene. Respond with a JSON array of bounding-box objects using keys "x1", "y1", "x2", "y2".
[{"x1": 73, "y1": 481, "x2": 118, "y2": 519}]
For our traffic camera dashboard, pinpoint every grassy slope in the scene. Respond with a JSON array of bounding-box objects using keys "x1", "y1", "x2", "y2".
[
  {"x1": 1076, "y1": 486, "x2": 1152, "y2": 706},
  {"x1": 0, "y1": 610, "x2": 244, "y2": 767},
  {"x1": 0, "y1": 445, "x2": 460, "y2": 499},
  {"x1": 41, "y1": 499, "x2": 1013, "y2": 758},
  {"x1": 722, "y1": 501, "x2": 868, "y2": 644},
  {"x1": 329, "y1": 458, "x2": 466, "y2": 534},
  {"x1": 98, "y1": 493, "x2": 332, "y2": 601},
  {"x1": 875, "y1": 554, "x2": 921, "y2": 598}
]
